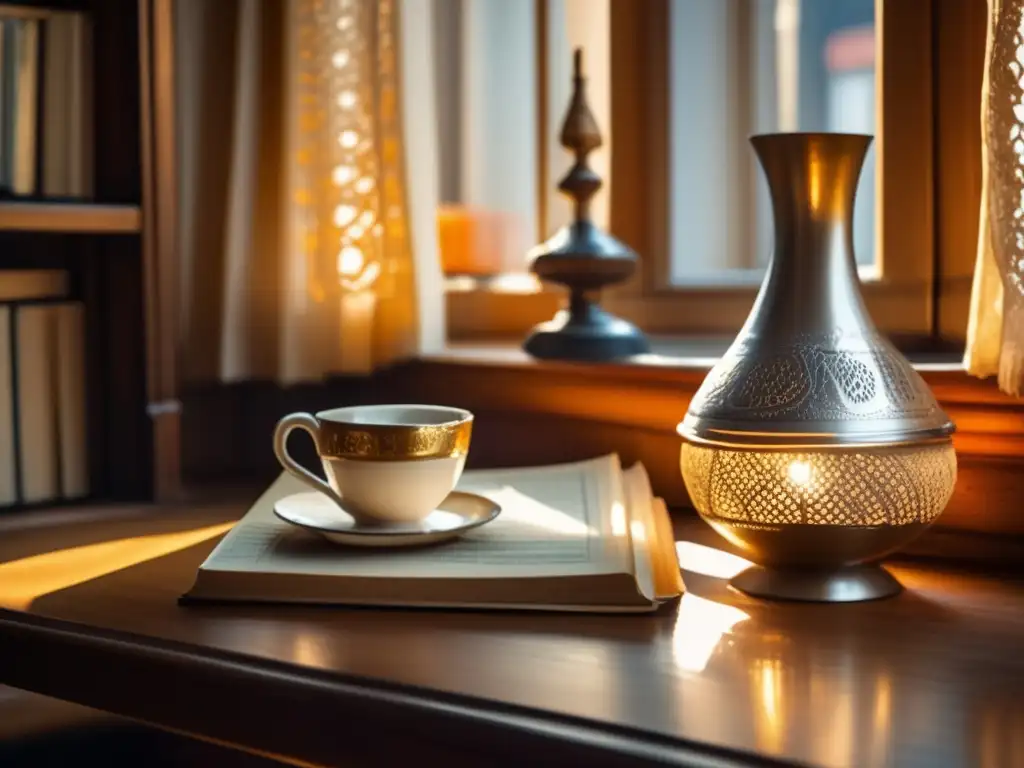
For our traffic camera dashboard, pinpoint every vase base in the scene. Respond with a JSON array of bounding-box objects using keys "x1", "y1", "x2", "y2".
[
  {"x1": 730, "y1": 563, "x2": 902, "y2": 603},
  {"x1": 523, "y1": 306, "x2": 649, "y2": 362}
]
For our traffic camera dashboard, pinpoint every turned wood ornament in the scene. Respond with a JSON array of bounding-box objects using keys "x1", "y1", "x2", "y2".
[{"x1": 523, "y1": 48, "x2": 649, "y2": 361}]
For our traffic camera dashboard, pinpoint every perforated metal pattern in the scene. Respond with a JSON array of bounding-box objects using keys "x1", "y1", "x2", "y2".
[{"x1": 680, "y1": 442, "x2": 957, "y2": 527}]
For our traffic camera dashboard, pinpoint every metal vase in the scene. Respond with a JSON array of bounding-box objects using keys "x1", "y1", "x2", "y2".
[{"x1": 677, "y1": 133, "x2": 957, "y2": 602}]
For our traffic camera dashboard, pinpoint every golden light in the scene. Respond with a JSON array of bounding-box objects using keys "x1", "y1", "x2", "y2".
[
  {"x1": 488, "y1": 273, "x2": 542, "y2": 294},
  {"x1": 808, "y1": 155, "x2": 822, "y2": 209},
  {"x1": 337, "y1": 245, "x2": 365, "y2": 277},
  {"x1": 481, "y1": 486, "x2": 591, "y2": 536},
  {"x1": 333, "y1": 204, "x2": 357, "y2": 227},
  {"x1": 675, "y1": 541, "x2": 752, "y2": 579},
  {"x1": 629, "y1": 518, "x2": 647, "y2": 544},
  {"x1": 444, "y1": 275, "x2": 477, "y2": 293},
  {"x1": 754, "y1": 658, "x2": 786, "y2": 754},
  {"x1": 786, "y1": 458, "x2": 812, "y2": 487},
  {"x1": 609, "y1": 500, "x2": 628, "y2": 537},
  {"x1": 0, "y1": 523, "x2": 233, "y2": 611},
  {"x1": 291, "y1": 634, "x2": 331, "y2": 667},
  {"x1": 356, "y1": 210, "x2": 375, "y2": 229},
  {"x1": 332, "y1": 166, "x2": 355, "y2": 186},
  {"x1": 672, "y1": 593, "x2": 750, "y2": 673},
  {"x1": 327, "y1": 0, "x2": 382, "y2": 295}
]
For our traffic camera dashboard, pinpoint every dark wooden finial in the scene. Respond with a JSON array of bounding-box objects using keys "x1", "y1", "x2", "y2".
[
  {"x1": 558, "y1": 47, "x2": 602, "y2": 221},
  {"x1": 523, "y1": 46, "x2": 650, "y2": 362},
  {"x1": 559, "y1": 47, "x2": 601, "y2": 156}
]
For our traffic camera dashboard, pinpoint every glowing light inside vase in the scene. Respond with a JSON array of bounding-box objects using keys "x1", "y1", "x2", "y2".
[{"x1": 786, "y1": 458, "x2": 812, "y2": 487}]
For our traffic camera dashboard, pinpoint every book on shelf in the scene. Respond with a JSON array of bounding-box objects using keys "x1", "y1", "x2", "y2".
[
  {"x1": 55, "y1": 302, "x2": 88, "y2": 499},
  {"x1": 0, "y1": 294, "x2": 88, "y2": 507},
  {"x1": 16, "y1": 303, "x2": 60, "y2": 503},
  {"x1": 0, "y1": 272, "x2": 72, "y2": 505},
  {"x1": 183, "y1": 455, "x2": 685, "y2": 613},
  {"x1": 42, "y1": 10, "x2": 92, "y2": 198},
  {"x1": 0, "y1": 9, "x2": 91, "y2": 198}
]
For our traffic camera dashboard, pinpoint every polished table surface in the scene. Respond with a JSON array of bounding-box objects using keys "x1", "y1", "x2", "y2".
[{"x1": 0, "y1": 500, "x2": 1023, "y2": 768}]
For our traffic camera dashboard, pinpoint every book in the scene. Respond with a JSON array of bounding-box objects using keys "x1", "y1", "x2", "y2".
[
  {"x1": 0, "y1": 306, "x2": 13, "y2": 505},
  {"x1": 15, "y1": 304, "x2": 59, "y2": 503},
  {"x1": 55, "y1": 302, "x2": 87, "y2": 499},
  {"x1": 0, "y1": 17, "x2": 39, "y2": 195},
  {"x1": 183, "y1": 455, "x2": 684, "y2": 612},
  {"x1": 42, "y1": 12, "x2": 93, "y2": 197}
]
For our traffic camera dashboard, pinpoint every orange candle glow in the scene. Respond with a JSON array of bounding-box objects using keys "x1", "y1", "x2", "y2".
[{"x1": 436, "y1": 205, "x2": 509, "y2": 276}]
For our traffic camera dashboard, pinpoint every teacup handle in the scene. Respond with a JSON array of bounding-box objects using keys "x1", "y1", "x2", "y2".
[{"x1": 272, "y1": 412, "x2": 344, "y2": 507}]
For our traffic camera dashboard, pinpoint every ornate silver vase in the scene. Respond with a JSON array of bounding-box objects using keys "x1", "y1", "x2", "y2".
[{"x1": 677, "y1": 133, "x2": 957, "y2": 602}]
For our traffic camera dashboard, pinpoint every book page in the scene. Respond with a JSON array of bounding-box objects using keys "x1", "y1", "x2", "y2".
[
  {"x1": 201, "y1": 455, "x2": 637, "y2": 580},
  {"x1": 651, "y1": 498, "x2": 685, "y2": 597},
  {"x1": 623, "y1": 462, "x2": 684, "y2": 600},
  {"x1": 623, "y1": 463, "x2": 657, "y2": 602}
]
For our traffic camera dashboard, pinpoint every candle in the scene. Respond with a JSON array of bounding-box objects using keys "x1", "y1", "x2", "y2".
[{"x1": 436, "y1": 205, "x2": 506, "y2": 276}]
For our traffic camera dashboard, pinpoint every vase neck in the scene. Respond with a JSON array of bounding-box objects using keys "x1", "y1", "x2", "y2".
[{"x1": 747, "y1": 133, "x2": 874, "y2": 339}]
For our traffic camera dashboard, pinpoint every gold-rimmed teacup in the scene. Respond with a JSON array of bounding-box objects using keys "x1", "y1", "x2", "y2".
[{"x1": 273, "y1": 404, "x2": 473, "y2": 524}]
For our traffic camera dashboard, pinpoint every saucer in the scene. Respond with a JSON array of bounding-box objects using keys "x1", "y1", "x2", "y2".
[{"x1": 273, "y1": 491, "x2": 500, "y2": 547}]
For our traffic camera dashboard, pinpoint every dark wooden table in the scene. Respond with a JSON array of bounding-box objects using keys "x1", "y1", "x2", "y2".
[{"x1": 0, "y1": 499, "x2": 1023, "y2": 767}]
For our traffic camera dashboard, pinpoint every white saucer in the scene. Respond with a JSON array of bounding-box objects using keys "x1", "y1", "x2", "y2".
[{"x1": 273, "y1": 490, "x2": 501, "y2": 547}]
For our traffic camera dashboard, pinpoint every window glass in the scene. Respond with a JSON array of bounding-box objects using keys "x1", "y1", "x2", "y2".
[
  {"x1": 669, "y1": 0, "x2": 877, "y2": 284},
  {"x1": 432, "y1": 0, "x2": 538, "y2": 280}
]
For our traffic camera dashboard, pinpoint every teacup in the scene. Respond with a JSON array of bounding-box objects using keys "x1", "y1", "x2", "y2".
[{"x1": 272, "y1": 404, "x2": 473, "y2": 525}]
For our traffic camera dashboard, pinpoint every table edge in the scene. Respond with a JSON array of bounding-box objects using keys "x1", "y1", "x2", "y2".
[{"x1": 0, "y1": 608, "x2": 786, "y2": 768}]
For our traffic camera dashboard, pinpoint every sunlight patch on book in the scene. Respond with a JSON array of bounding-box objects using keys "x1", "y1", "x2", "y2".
[
  {"x1": 610, "y1": 500, "x2": 628, "y2": 537},
  {"x1": 0, "y1": 523, "x2": 233, "y2": 610},
  {"x1": 672, "y1": 593, "x2": 750, "y2": 673},
  {"x1": 482, "y1": 485, "x2": 591, "y2": 536}
]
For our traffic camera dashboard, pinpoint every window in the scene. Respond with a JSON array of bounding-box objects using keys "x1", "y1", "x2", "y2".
[
  {"x1": 668, "y1": 0, "x2": 877, "y2": 282},
  {"x1": 432, "y1": 0, "x2": 540, "y2": 279},
  {"x1": 432, "y1": 0, "x2": 611, "y2": 293},
  {"x1": 442, "y1": 0, "x2": 940, "y2": 346}
]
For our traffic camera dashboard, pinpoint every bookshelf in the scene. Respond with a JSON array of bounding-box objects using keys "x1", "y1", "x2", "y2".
[
  {"x1": 0, "y1": 0, "x2": 179, "y2": 505},
  {"x1": 0, "y1": 203, "x2": 142, "y2": 233}
]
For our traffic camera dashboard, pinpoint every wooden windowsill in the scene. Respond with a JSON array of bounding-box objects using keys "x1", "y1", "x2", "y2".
[
  {"x1": 401, "y1": 342, "x2": 1024, "y2": 537},
  {"x1": 181, "y1": 342, "x2": 1024, "y2": 539},
  {"x1": 440, "y1": 338, "x2": 970, "y2": 368},
  {"x1": 419, "y1": 340, "x2": 1024, "y2": 459}
]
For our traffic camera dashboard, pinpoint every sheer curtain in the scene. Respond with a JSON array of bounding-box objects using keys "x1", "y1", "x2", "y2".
[
  {"x1": 176, "y1": 0, "x2": 443, "y2": 385},
  {"x1": 965, "y1": 0, "x2": 1024, "y2": 395}
]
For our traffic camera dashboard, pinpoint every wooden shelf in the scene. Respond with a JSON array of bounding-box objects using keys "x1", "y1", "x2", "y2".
[{"x1": 0, "y1": 203, "x2": 142, "y2": 234}]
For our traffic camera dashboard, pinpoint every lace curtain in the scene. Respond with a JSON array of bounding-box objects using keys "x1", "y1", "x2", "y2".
[
  {"x1": 176, "y1": 0, "x2": 443, "y2": 384},
  {"x1": 966, "y1": 0, "x2": 1024, "y2": 395}
]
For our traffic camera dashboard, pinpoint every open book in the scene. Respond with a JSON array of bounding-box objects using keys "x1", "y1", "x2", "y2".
[{"x1": 183, "y1": 455, "x2": 684, "y2": 612}]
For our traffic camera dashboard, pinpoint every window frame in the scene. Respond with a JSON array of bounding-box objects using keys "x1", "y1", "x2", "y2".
[{"x1": 448, "y1": 0, "x2": 949, "y2": 348}]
